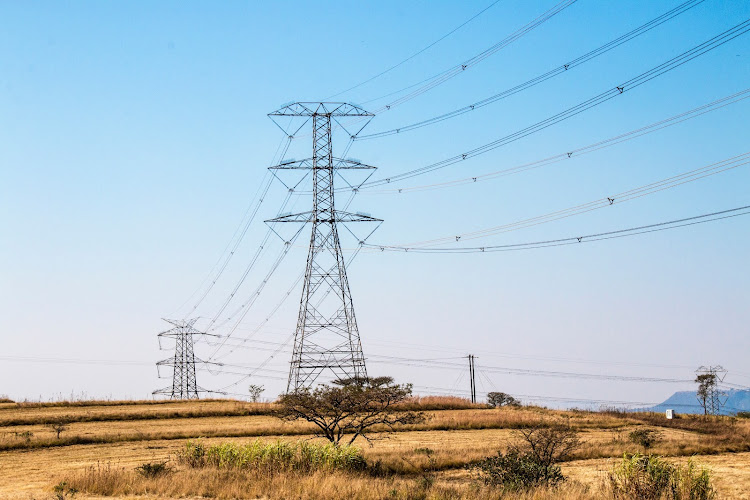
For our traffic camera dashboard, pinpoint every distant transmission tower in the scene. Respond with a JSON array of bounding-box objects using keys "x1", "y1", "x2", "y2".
[
  {"x1": 153, "y1": 318, "x2": 219, "y2": 399},
  {"x1": 266, "y1": 103, "x2": 380, "y2": 391},
  {"x1": 695, "y1": 365, "x2": 728, "y2": 415}
]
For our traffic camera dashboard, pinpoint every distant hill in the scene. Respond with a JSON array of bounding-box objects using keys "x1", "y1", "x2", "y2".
[{"x1": 647, "y1": 389, "x2": 750, "y2": 415}]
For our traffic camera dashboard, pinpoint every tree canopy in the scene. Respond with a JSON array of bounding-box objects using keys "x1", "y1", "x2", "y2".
[{"x1": 276, "y1": 376, "x2": 424, "y2": 445}]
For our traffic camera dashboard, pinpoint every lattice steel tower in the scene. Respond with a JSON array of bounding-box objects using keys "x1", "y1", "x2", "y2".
[
  {"x1": 267, "y1": 103, "x2": 380, "y2": 391},
  {"x1": 154, "y1": 318, "x2": 213, "y2": 399},
  {"x1": 695, "y1": 365, "x2": 728, "y2": 415}
]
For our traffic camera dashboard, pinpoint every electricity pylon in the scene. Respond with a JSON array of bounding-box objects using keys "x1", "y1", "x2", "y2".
[
  {"x1": 153, "y1": 318, "x2": 219, "y2": 399},
  {"x1": 266, "y1": 102, "x2": 380, "y2": 391},
  {"x1": 695, "y1": 365, "x2": 728, "y2": 415}
]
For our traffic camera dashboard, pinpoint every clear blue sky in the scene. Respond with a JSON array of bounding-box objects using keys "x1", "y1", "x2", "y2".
[{"x1": 1, "y1": 0, "x2": 749, "y2": 405}]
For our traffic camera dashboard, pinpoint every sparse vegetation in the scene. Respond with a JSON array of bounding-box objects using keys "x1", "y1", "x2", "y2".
[
  {"x1": 609, "y1": 453, "x2": 716, "y2": 500},
  {"x1": 1, "y1": 399, "x2": 748, "y2": 498}
]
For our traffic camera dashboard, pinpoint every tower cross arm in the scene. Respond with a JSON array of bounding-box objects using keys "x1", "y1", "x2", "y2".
[
  {"x1": 265, "y1": 210, "x2": 381, "y2": 224},
  {"x1": 268, "y1": 102, "x2": 374, "y2": 117},
  {"x1": 269, "y1": 157, "x2": 376, "y2": 170}
]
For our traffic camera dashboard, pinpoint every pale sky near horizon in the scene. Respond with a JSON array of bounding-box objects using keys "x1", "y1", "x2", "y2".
[{"x1": 1, "y1": 0, "x2": 749, "y2": 406}]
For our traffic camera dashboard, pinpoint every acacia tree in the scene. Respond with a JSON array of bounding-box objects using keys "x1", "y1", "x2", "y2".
[
  {"x1": 247, "y1": 384, "x2": 264, "y2": 403},
  {"x1": 46, "y1": 419, "x2": 70, "y2": 439},
  {"x1": 512, "y1": 425, "x2": 582, "y2": 481},
  {"x1": 695, "y1": 373, "x2": 717, "y2": 415},
  {"x1": 487, "y1": 392, "x2": 520, "y2": 408},
  {"x1": 276, "y1": 376, "x2": 424, "y2": 445}
]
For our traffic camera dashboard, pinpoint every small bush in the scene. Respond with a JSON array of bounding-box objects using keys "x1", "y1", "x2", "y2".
[
  {"x1": 176, "y1": 439, "x2": 366, "y2": 473},
  {"x1": 475, "y1": 449, "x2": 564, "y2": 490},
  {"x1": 736, "y1": 411, "x2": 750, "y2": 419},
  {"x1": 135, "y1": 461, "x2": 172, "y2": 478},
  {"x1": 14, "y1": 430, "x2": 33, "y2": 443},
  {"x1": 609, "y1": 453, "x2": 715, "y2": 500},
  {"x1": 53, "y1": 481, "x2": 78, "y2": 499},
  {"x1": 414, "y1": 447, "x2": 434, "y2": 456},
  {"x1": 628, "y1": 428, "x2": 661, "y2": 451}
]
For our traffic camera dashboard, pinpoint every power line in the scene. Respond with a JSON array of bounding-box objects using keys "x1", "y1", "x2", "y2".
[
  {"x1": 360, "y1": 0, "x2": 707, "y2": 139},
  {"x1": 205, "y1": 223, "x2": 307, "y2": 360},
  {"x1": 203, "y1": 189, "x2": 300, "y2": 333},
  {"x1": 324, "y1": 0, "x2": 504, "y2": 100},
  {"x1": 354, "y1": 19, "x2": 750, "y2": 189},
  {"x1": 363, "y1": 88, "x2": 750, "y2": 195},
  {"x1": 364, "y1": 204, "x2": 750, "y2": 254},
  {"x1": 359, "y1": 0, "x2": 578, "y2": 112},
  {"x1": 171, "y1": 136, "x2": 293, "y2": 317},
  {"x1": 369, "y1": 151, "x2": 750, "y2": 248}
]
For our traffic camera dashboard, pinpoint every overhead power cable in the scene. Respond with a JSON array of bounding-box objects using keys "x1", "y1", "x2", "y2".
[
  {"x1": 364, "y1": 357, "x2": 695, "y2": 384},
  {"x1": 202, "y1": 190, "x2": 296, "y2": 332},
  {"x1": 206, "y1": 223, "x2": 307, "y2": 360},
  {"x1": 171, "y1": 137, "x2": 293, "y2": 317},
  {"x1": 354, "y1": 19, "x2": 750, "y2": 189},
  {"x1": 206, "y1": 244, "x2": 369, "y2": 380},
  {"x1": 324, "y1": 0, "x2": 504, "y2": 100},
  {"x1": 364, "y1": 88, "x2": 750, "y2": 194},
  {"x1": 360, "y1": 0, "x2": 708, "y2": 139},
  {"x1": 360, "y1": 0, "x2": 578, "y2": 113},
  {"x1": 369, "y1": 151, "x2": 750, "y2": 248},
  {"x1": 365, "y1": 205, "x2": 750, "y2": 253}
]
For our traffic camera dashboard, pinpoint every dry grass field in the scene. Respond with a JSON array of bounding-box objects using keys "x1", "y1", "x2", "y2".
[{"x1": 0, "y1": 399, "x2": 748, "y2": 499}]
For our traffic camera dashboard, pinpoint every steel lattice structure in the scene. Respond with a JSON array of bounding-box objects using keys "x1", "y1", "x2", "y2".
[
  {"x1": 153, "y1": 318, "x2": 214, "y2": 399},
  {"x1": 695, "y1": 365, "x2": 728, "y2": 415},
  {"x1": 267, "y1": 102, "x2": 380, "y2": 391}
]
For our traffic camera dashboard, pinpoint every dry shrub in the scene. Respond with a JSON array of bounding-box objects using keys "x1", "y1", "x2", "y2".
[{"x1": 475, "y1": 425, "x2": 582, "y2": 491}]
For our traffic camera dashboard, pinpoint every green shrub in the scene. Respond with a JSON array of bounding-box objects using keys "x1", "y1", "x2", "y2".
[
  {"x1": 53, "y1": 481, "x2": 78, "y2": 499},
  {"x1": 628, "y1": 428, "x2": 661, "y2": 451},
  {"x1": 135, "y1": 461, "x2": 172, "y2": 478},
  {"x1": 475, "y1": 449, "x2": 564, "y2": 491},
  {"x1": 414, "y1": 447, "x2": 435, "y2": 456},
  {"x1": 609, "y1": 453, "x2": 715, "y2": 500},
  {"x1": 176, "y1": 439, "x2": 366, "y2": 473},
  {"x1": 736, "y1": 411, "x2": 750, "y2": 419}
]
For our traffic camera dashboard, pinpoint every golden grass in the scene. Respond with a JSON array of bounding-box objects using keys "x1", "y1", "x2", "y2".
[
  {"x1": 0, "y1": 399, "x2": 272, "y2": 426},
  {"x1": 62, "y1": 461, "x2": 604, "y2": 500},
  {"x1": 0, "y1": 400, "x2": 749, "y2": 498}
]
